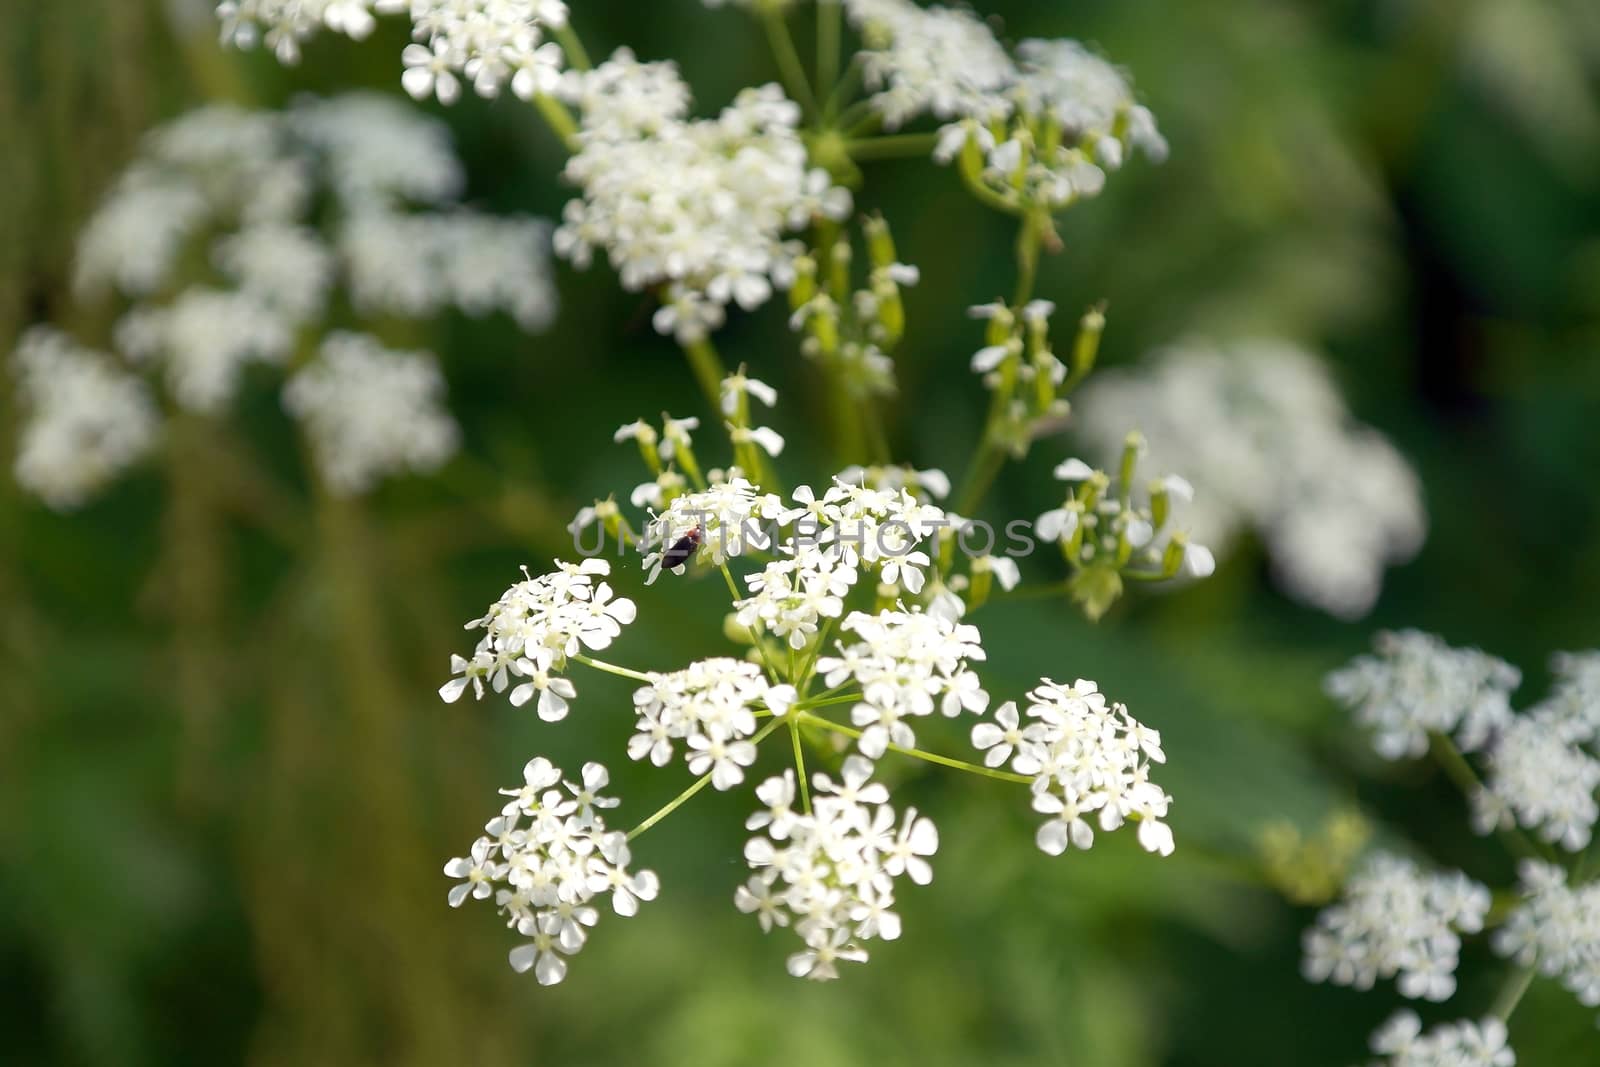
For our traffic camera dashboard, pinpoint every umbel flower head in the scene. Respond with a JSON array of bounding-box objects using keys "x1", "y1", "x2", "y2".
[
  {"x1": 444, "y1": 757, "x2": 657, "y2": 986},
  {"x1": 554, "y1": 50, "x2": 852, "y2": 340},
  {"x1": 441, "y1": 370, "x2": 1186, "y2": 983},
  {"x1": 10, "y1": 95, "x2": 557, "y2": 508}
]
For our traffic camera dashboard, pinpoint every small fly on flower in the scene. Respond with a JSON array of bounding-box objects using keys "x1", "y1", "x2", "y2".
[{"x1": 661, "y1": 523, "x2": 705, "y2": 572}]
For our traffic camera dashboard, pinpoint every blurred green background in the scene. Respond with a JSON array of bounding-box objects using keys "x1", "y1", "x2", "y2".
[{"x1": 4, "y1": 1, "x2": 1600, "y2": 1064}]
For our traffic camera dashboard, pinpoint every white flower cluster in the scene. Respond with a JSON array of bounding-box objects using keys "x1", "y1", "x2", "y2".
[
  {"x1": 641, "y1": 477, "x2": 787, "y2": 582},
  {"x1": 816, "y1": 608, "x2": 989, "y2": 759},
  {"x1": 1076, "y1": 341, "x2": 1426, "y2": 618},
  {"x1": 9, "y1": 329, "x2": 160, "y2": 511},
  {"x1": 845, "y1": 1, "x2": 1164, "y2": 208},
  {"x1": 282, "y1": 333, "x2": 460, "y2": 494},
  {"x1": 217, "y1": 0, "x2": 386, "y2": 63},
  {"x1": 1324, "y1": 631, "x2": 1520, "y2": 760},
  {"x1": 217, "y1": 0, "x2": 570, "y2": 102},
  {"x1": 1039, "y1": 456, "x2": 1215, "y2": 582},
  {"x1": 1302, "y1": 852, "x2": 1490, "y2": 1002},
  {"x1": 978, "y1": 678, "x2": 1174, "y2": 857},
  {"x1": 738, "y1": 757, "x2": 938, "y2": 981},
  {"x1": 438, "y1": 559, "x2": 637, "y2": 720},
  {"x1": 444, "y1": 757, "x2": 657, "y2": 985},
  {"x1": 629, "y1": 659, "x2": 796, "y2": 788},
  {"x1": 18, "y1": 96, "x2": 559, "y2": 505},
  {"x1": 1492, "y1": 860, "x2": 1600, "y2": 1019},
  {"x1": 737, "y1": 548, "x2": 859, "y2": 652},
  {"x1": 1367, "y1": 1012, "x2": 1515, "y2": 1067},
  {"x1": 555, "y1": 51, "x2": 851, "y2": 339},
  {"x1": 1473, "y1": 650, "x2": 1600, "y2": 852}
]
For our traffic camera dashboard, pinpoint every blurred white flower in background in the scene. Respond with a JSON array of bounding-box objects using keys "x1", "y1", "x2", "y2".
[
  {"x1": 1075, "y1": 340, "x2": 1426, "y2": 618},
  {"x1": 1368, "y1": 1012, "x2": 1515, "y2": 1067},
  {"x1": 12, "y1": 95, "x2": 558, "y2": 506},
  {"x1": 554, "y1": 51, "x2": 851, "y2": 340},
  {"x1": 283, "y1": 333, "x2": 461, "y2": 494},
  {"x1": 10, "y1": 330, "x2": 161, "y2": 511}
]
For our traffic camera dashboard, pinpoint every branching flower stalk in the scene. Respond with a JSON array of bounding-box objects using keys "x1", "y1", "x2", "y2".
[
  {"x1": 201, "y1": 0, "x2": 1208, "y2": 987},
  {"x1": 1298, "y1": 632, "x2": 1600, "y2": 1066}
]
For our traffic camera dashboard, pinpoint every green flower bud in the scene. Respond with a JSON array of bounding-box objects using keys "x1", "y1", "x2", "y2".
[{"x1": 864, "y1": 213, "x2": 896, "y2": 269}]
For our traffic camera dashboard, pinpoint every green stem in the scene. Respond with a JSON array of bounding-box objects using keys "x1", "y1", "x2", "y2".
[
  {"x1": 816, "y1": 0, "x2": 841, "y2": 116},
  {"x1": 573, "y1": 654, "x2": 653, "y2": 683},
  {"x1": 629, "y1": 717, "x2": 787, "y2": 839},
  {"x1": 762, "y1": 11, "x2": 819, "y2": 119},
  {"x1": 954, "y1": 439, "x2": 1007, "y2": 517},
  {"x1": 1429, "y1": 733, "x2": 1552, "y2": 863},
  {"x1": 793, "y1": 692, "x2": 861, "y2": 712},
  {"x1": 846, "y1": 132, "x2": 939, "y2": 161},
  {"x1": 532, "y1": 94, "x2": 580, "y2": 150},
  {"x1": 681, "y1": 336, "x2": 728, "y2": 413},
  {"x1": 554, "y1": 23, "x2": 592, "y2": 71},
  {"x1": 796, "y1": 712, "x2": 1032, "y2": 785},
  {"x1": 1490, "y1": 963, "x2": 1537, "y2": 1023},
  {"x1": 821, "y1": 53, "x2": 864, "y2": 124},
  {"x1": 1012, "y1": 211, "x2": 1043, "y2": 308},
  {"x1": 790, "y1": 719, "x2": 813, "y2": 813}
]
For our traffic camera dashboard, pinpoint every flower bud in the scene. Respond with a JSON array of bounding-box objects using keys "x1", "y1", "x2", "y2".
[
  {"x1": 864, "y1": 213, "x2": 897, "y2": 270},
  {"x1": 1071, "y1": 304, "x2": 1105, "y2": 379}
]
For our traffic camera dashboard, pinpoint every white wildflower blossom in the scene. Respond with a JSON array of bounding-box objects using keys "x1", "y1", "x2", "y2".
[
  {"x1": 9, "y1": 329, "x2": 160, "y2": 510},
  {"x1": 1036, "y1": 455, "x2": 1212, "y2": 583},
  {"x1": 445, "y1": 757, "x2": 656, "y2": 985},
  {"x1": 641, "y1": 478, "x2": 787, "y2": 583},
  {"x1": 438, "y1": 559, "x2": 637, "y2": 717},
  {"x1": 1325, "y1": 630, "x2": 1520, "y2": 760},
  {"x1": 737, "y1": 547, "x2": 859, "y2": 651},
  {"x1": 816, "y1": 607, "x2": 988, "y2": 759},
  {"x1": 1491, "y1": 860, "x2": 1600, "y2": 1019},
  {"x1": 219, "y1": 1, "x2": 569, "y2": 99},
  {"x1": 1301, "y1": 852, "x2": 1490, "y2": 1002},
  {"x1": 115, "y1": 289, "x2": 294, "y2": 414},
  {"x1": 555, "y1": 51, "x2": 851, "y2": 334},
  {"x1": 982, "y1": 678, "x2": 1175, "y2": 857},
  {"x1": 282, "y1": 332, "x2": 460, "y2": 494},
  {"x1": 1077, "y1": 341, "x2": 1426, "y2": 618},
  {"x1": 1367, "y1": 1012, "x2": 1516, "y2": 1067},
  {"x1": 1472, "y1": 715, "x2": 1600, "y2": 852},
  {"x1": 843, "y1": 0, "x2": 1015, "y2": 129},
  {"x1": 629, "y1": 659, "x2": 795, "y2": 786},
  {"x1": 740, "y1": 757, "x2": 937, "y2": 980}
]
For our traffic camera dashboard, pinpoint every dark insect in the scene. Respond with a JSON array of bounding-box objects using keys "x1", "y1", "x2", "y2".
[{"x1": 661, "y1": 525, "x2": 705, "y2": 571}]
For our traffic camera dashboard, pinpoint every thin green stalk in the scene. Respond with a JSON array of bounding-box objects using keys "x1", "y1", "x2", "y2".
[
  {"x1": 573, "y1": 653, "x2": 653, "y2": 683},
  {"x1": 954, "y1": 439, "x2": 1007, "y2": 517},
  {"x1": 790, "y1": 719, "x2": 813, "y2": 813},
  {"x1": 816, "y1": 0, "x2": 841, "y2": 115},
  {"x1": 1429, "y1": 733, "x2": 1552, "y2": 863},
  {"x1": 532, "y1": 93, "x2": 580, "y2": 150},
  {"x1": 797, "y1": 712, "x2": 1032, "y2": 785},
  {"x1": 1012, "y1": 211, "x2": 1043, "y2": 307},
  {"x1": 554, "y1": 23, "x2": 592, "y2": 71},
  {"x1": 681, "y1": 336, "x2": 728, "y2": 413},
  {"x1": 721, "y1": 562, "x2": 783, "y2": 682},
  {"x1": 1490, "y1": 963, "x2": 1537, "y2": 1022},
  {"x1": 629, "y1": 717, "x2": 787, "y2": 839},
  {"x1": 793, "y1": 691, "x2": 861, "y2": 712},
  {"x1": 797, "y1": 616, "x2": 837, "y2": 690},
  {"x1": 822, "y1": 54, "x2": 866, "y2": 124},
  {"x1": 846, "y1": 132, "x2": 939, "y2": 161},
  {"x1": 762, "y1": 11, "x2": 819, "y2": 119}
]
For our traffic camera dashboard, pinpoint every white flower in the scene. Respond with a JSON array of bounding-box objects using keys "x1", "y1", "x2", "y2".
[
  {"x1": 439, "y1": 559, "x2": 636, "y2": 713},
  {"x1": 9, "y1": 329, "x2": 160, "y2": 510},
  {"x1": 640, "y1": 476, "x2": 786, "y2": 583},
  {"x1": 555, "y1": 53, "x2": 850, "y2": 335},
  {"x1": 736, "y1": 547, "x2": 858, "y2": 651},
  {"x1": 1302, "y1": 852, "x2": 1490, "y2": 1003},
  {"x1": 449, "y1": 757, "x2": 653, "y2": 984},
  {"x1": 629, "y1": 659, "x2": 788, "y2": 784},
  {"x1": 282, "y1": 332, "x2": 460, "y2": 495},
  {"x1": 1325, "y1": 631, "x2": 1520, "y2": 760},
  {"x1": 992, "y1": 678, "x2": 1174, "y2": 857},
  {"x1": 1076, "y1": 341, "x2": 1426, "y2": 618},
  {"x1": 1491, "y1": 860, "x2": 1600, "y2": 1021},
  {"x1": 1368, "y1": 1011, "x2": 1516, "y2": 1067},
  {"x1": 741, "y1": 761, "x2": 936, "y2": 980},
  {"x1": 816, "y1": 606, "x2": 989, "y2": 761}
]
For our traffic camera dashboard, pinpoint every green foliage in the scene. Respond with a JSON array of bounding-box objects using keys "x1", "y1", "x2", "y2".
[{"x1": 3, "y1": 2, "x2": 1599, "y2": 1065}]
